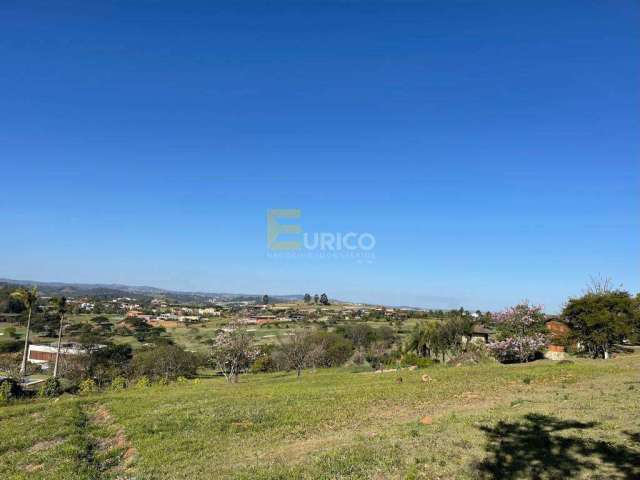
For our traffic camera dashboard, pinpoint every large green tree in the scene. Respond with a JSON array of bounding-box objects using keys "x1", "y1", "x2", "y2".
[{"x1": 563, "y1": 290, "x2": 637, "y2": 359}]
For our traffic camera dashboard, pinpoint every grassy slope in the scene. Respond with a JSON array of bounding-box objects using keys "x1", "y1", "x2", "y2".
[{"x1": 1, "y1": 354, "x2": 639, "y2": 479}]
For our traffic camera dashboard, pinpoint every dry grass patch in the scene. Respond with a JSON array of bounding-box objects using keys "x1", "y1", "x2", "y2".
[{"x1": 28, "y1": 437, "x2": 65, "y2": 453}]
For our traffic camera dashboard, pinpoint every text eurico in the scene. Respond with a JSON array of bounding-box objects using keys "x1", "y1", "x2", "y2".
[{"x1": 267, "y1": 209, "x2": 376, "y2": 252}]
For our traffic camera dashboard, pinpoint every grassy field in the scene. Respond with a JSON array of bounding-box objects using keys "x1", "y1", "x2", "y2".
[{"x1": 1, "y1": 353, "x2": 639, "y2": 479}]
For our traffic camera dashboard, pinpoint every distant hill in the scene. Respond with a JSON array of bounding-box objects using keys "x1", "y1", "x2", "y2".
[
  {"x1": 0, "y1": 278, "x2": 166, "y2": 295},
  {"x1": 0, "y1": 278, "x2": 309, "y2": 304}
]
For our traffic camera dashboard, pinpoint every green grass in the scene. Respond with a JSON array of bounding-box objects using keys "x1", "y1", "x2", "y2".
[{"x1": 1, "y1": 353, "x2": 639, "y2": 479}]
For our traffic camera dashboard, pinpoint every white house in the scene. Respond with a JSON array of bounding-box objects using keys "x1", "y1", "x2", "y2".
[{"x1": 27, "y1": 343, "x2": 89, "y2": 367}]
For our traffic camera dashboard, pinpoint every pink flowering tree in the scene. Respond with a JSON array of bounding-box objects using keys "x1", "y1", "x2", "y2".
[
  {"x1": 488, "y1": 302, "x2": 548, "y2": 363},
  {"x1": 209, "y1": 322, "x2": 259, "y2": 383}
]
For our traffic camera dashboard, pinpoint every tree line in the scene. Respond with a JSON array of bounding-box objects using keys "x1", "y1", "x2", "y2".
[{"x1": 406, "y1": 283, "x2": 639, "y2": 363}]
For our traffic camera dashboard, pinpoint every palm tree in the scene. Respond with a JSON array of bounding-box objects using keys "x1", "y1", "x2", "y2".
[
  {"x1": 10, "y1": 286, "x2": 39, "y2": 377},
  {"x1": 50, "y1": 296, "x2": 67, "y2": 378}
]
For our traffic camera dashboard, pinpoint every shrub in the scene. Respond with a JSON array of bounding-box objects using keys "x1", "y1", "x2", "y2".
[
  {"x1": 0, "y1": 378, "x2": 21, "y2": 402},
  {"x1": 0, "y1": 381, "x2": 12, "y2": 402},
  {"x1": 274, "y1": 331, "x2": 315, "y2": 377},
  {"x1": 270, "y1": 349, "x2": 290, "y2": 371},
  {"x1": 365, "y1": 348, "x2": 401, "y2": 369},
  {"x1": 447, "y1": 342, "x2": 492, "y2": 366},
  {"x1": 350, "y1": 350, "x2": 367, "y2": 366},
  {"x1": 110, "y1": 376, "x2": 127, "y2": 391},
  {"x1": 0, "y1": 352, "x2": 22, "y2": 377},
  {"x1": 0, "y1": 340, "x2": 22, "y2": 353},
  {"x1": 251, "y1": 354, "x2": 275, "y2": 373},
  {"x1": 56, "y1": 355, "x2": 89, "y2": 386},
  {"x1": 401, "y1": 352, "x2": 420, "y2": 367},
  {"x1": 268, "y1": 330, "x2": 354, "y2": 376},
  {"x1": 307, "y1": 331, "x2": 354, "y2": 367},
  {"x1": 250, "y1": 345, "x2": 276, "y2": 373},
  {"x1": 38, "y1": 377, "x2": 61, "y2": 397},
  {"x1": 85, "y1": 343, "x2": 133, "y2": 386},
  {"x1": 135, "y1": 376, "x2": 151, "y2": 388},
  {"x1": 415, "y1": 357, "x2": 438, "y2": 368},
  {"x1": 401, "y1": 352, "x2": 438, "y2": 368},
  {"x1": 487, "y1": 335, "x2": 547, "y2": 363},
  {"x1": 78, "y1": 378, "x2": 98, "y2": 395},
  {"x1": 132, "y1": 344, "x2": 200, "y2": 381},
  {"x1": 337, "y1": 324, "x2": 377, "y2": 348},
  {"x1": 3, "y1": 326, "x2": 17, "y2": 339}
]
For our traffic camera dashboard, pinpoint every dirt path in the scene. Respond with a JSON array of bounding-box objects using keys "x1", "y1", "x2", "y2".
[{"x1": 84, "y1": 403, "x2": 138, "y2": 479}]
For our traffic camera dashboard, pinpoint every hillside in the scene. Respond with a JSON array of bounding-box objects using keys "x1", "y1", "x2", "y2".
[
  {"x1": 1, "y1": 353, "x2": 639, "y2": 479},
  {"x1": 0, "y1": 278, "x2": 319, "y2": 305}
]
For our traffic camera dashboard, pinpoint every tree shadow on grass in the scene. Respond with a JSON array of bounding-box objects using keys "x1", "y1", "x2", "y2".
[{"x1": 477, "y1": 413, "x2": 640, "y2": 479}]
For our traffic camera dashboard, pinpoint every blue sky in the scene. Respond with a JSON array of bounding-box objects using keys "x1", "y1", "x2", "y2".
[{"x1": 1, "y1": 1, "x2": 638, "y2": 312}]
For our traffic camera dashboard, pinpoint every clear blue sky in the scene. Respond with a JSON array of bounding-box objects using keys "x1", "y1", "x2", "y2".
[{"x1": 1, "y1": 1, "x2": 638, "y2": 312}]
